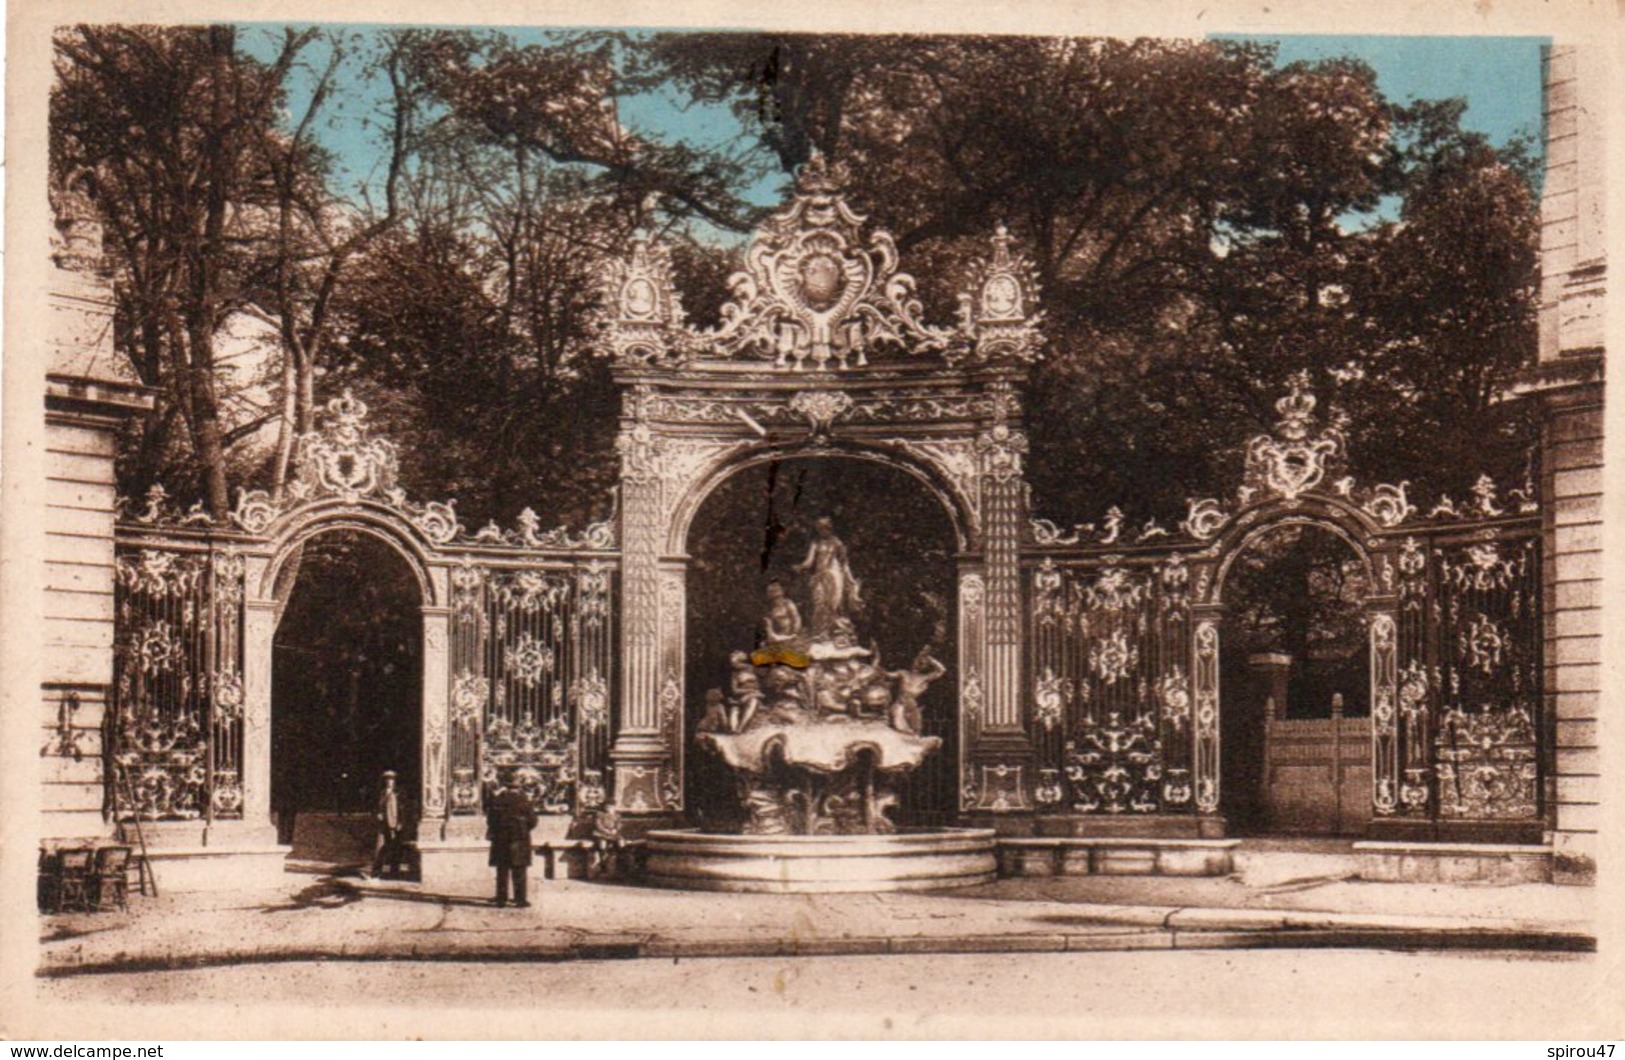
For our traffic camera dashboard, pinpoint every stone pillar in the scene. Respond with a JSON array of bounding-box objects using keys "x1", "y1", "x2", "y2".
[
  {"x1": 962, "y1": 425, "x2": 1033, "y2": 822},
  {"x1": 420, "y1": 604, "x2": 451, "y2": 837},
  {"x1": 611, "y1": 449, "x2": 677, "y2": 818},
  {"x1": 241, "y1": 595, "x2": 278, "y2": 834},
  {"x1": 1246, "y1": 651, "x2": 1292, "y2": 722},
  {"x1": 1526, "y1": 42, "x2": 1606, "y2": 885},
  {"x1": 1191, "y1": 612, "x2": 1222, "y2": 833}
]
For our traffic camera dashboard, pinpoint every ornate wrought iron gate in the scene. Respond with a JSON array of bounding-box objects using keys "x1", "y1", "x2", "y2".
[
  {"x1": 1021, "y1": 381, "x2": 1544, "y2": 840},
  {"x1": 113, "y1": 393, "x2": 619, "y2": 837}
]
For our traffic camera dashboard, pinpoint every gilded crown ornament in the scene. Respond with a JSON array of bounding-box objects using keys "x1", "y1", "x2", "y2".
[{"x1": 1243, "y1": 374, "x2": 1344, "y2": 501}]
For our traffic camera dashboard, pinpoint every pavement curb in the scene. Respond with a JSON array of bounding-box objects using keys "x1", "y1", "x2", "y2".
[{"x1": 38, "y1": 921, "x2": 1595, "y2": 978}]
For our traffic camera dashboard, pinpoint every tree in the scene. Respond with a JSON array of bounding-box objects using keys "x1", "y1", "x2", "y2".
[
  {"x1": 640, "y1": 34, "x2": 1539, "y2": 519},
  {"x1": 258, "y1": 28, "x2": 424, "y2": 501},
  {"x1": 53, "y1": 24, "x2": 302, "y2": 515}
]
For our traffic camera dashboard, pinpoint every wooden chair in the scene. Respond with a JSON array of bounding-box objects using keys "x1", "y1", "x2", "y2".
[
  {"x1": 54, "y1": 848, "x2": 94, "y2": 913},
  {"x1": 37, "y1": 850, "x2": 58, "y2": 913},
  {"x1": 92, "y1": 845, "x2": 131, "y2": 912}
]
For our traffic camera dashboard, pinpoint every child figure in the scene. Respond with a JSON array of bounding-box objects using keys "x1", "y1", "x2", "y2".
[
  {"x1": 888, "y1": 647, "x2": 947, "y2": 735},
  {"x1": 697, "y1": 687, "x2": 730, "y2": 734},
  {"x1": 728, "y1": 651, "x2": 765, "y2": 733}
]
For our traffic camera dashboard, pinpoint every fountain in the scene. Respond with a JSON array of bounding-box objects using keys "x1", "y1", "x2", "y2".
[{"x1": 643, "y1": 518, "x2": 996, "y2": 892}]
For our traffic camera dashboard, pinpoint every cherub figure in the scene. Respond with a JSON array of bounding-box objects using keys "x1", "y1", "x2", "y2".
[
  {"x1": 888, "y1": 647, "x2": 947, "y2": 734},
  {"x1": 728, "y1": 651, "x2": 764, "y2": 732},
  {"x1": 697, "y1": 688, "x2": 730, "y2": 734},
  {"x1": 762, "y1": 580, "x2": 804, "y2": 647}
]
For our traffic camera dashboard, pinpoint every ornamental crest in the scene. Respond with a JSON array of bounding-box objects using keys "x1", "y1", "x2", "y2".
[
  {"x1": 229, "y1": 389, "x2": 465, "y2": 543},
  {"x1": 952, "y1": 224, "x2": 1044, "y2": 366},
  {"x1": 1244, "y1": 377, "x2": 1344, "y2": 502},
  {"x1": 293, "y1": 390, "x2": 400, "y2": 502},
  {"x1": 598, "y1": 237, "x2": 688, "y2": 364},
  {"x1": 704, "y1": 155, "x2": 955, "y2": 370}
]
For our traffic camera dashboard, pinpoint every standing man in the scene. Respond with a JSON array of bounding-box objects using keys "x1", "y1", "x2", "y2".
[
  {"x1": 365, "y1": 770, "x2": 403, "y2": 879},
  {"x1": 486, "y1": 770, "x2": 538, "y2": 908}
]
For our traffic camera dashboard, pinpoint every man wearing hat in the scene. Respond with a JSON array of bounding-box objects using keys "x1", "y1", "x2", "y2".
[
  {"x1": 365, "y1": 769, "x2": 404, "y2": 879},
  {"x1": 486, "y1": 769, "x2": 538, "y2": 907}
]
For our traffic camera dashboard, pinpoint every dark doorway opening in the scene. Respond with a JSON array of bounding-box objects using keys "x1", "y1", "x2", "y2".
[
  {"x1": 684, "y1": 456, "x2": 959, "y2": 830},
  {"x1": 1220, "y1": 523, "x2": 1371, "y2": 836},
  {"x1": 272, "y1": 531, "x2": 422, "y2": 848}
]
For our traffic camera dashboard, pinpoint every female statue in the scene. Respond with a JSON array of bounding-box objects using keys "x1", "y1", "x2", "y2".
[{"x1": 795, "y1": 517, "x2": 864, "y2": 638}]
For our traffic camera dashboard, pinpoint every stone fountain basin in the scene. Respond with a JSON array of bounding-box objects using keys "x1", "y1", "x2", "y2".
[
  {"x1": 641, "y1": 828, "x2": 998, "y2": 893},
  {"x1": 697, "y1": 716, "x2": 940, "y2": 774}
]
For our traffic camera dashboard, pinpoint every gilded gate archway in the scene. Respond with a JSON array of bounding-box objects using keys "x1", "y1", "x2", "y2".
[
  {"x1": 111, "y1": 390, "x2": 620, "y2": 845},
  {"x1": 596, "y1": 156, "x2": 1047, "y2": 819}
]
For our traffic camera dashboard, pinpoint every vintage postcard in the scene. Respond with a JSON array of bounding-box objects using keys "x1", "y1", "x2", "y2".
[{"x1": 3, "y1": 0, "x2": 1621, "y2": 1041}]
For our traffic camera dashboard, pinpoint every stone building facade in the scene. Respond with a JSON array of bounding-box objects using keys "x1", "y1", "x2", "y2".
[
  {"x1": 1528, "y1": 43, "x2": 1607, "y2": 885},
  {"x1": 40, "y1": 190, "x2": 154, "y2": 840}
]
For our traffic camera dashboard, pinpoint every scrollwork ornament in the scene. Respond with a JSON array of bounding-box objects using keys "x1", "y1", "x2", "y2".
[
  {"x1": 1362, "y1": 482, "x2": 1415, "y2": 528},
  {"x1": 409, "y1": 500, "x2": 461, "y2": 545},
  {"x1": 212, "y1": 668, "x2": 245, "y2": 720},
  {"x1": 1033, "y1": 668, "x2": 1071, "y2": 731},
  {"x1": 1158, "y1": 666, "x2": 1191, "y2": 730},
  {"x1": 1085, "y1": 567, "x2": 1145, "y2": 612},
  {"x1": 1089, "y1": 629, "x2": 1138, "y2": 685},
  {"x1": 789, "y1": 390, "x2": 854, "y2": 437},
  {"x1": 232, "y1": 489, "x2": 280, "y2": 534},
  {"x1": 1180, "y1": 497, "x2": 1228, "y2": 541},
  {"x1": 450, "y1": 671, "x2": 489, "y2": 727},
  {"x1": 1029, "y1": 518, "x2": 1083, "y2": 546},
  {"x1": 504, "y1": 634, "x2": 556, "y2": 688},
  {"x1": 572, "y1": 670, "x2": 610, "y2": 732}
]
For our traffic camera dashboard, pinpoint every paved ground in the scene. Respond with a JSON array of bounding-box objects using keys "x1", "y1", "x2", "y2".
[
  {"x1": 36, "y1": 855, "x2": 1596, "y2": 977},
  {"x1": 32, "y1": 950, "x2": 1612, "y2": 1039}
]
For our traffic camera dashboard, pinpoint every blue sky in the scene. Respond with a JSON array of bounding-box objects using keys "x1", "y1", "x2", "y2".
[
  {"x1": 1233, "y1": 35, "x2": 1546, "y2": 150},
  {"x1": 244, "y1": 28, "x2": 1547, "y2": 229}
]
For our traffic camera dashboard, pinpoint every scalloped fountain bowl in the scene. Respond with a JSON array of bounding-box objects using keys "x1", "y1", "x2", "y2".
[{"x1": 641, "y1": 827, "x2": 998, "y2": 893}]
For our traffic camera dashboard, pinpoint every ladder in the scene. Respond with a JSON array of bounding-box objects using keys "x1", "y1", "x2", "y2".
[{"x1": 113, "y1": 760, "x2": 159, "y2": 898}]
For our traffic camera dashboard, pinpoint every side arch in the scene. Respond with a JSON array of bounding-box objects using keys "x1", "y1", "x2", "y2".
[
  {"x1": 257, "y1": 501, "x2": 439, "y2": 606},
  {"x1": 1208, "y1": 498, "x2": 1379, "y2": 607}
]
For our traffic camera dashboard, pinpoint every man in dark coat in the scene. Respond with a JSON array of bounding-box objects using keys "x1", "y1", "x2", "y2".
[
  {"x1": 363, "y1": 770, "x2": 403, "y2": 880},
  {"x1": 486, "y1": 771, "x2": 538, "y2": 908}
]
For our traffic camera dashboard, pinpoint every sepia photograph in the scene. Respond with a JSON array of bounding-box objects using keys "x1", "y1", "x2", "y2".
[{"x1": 2, "y1": 0, "x2": 1620, "y2": 1042}]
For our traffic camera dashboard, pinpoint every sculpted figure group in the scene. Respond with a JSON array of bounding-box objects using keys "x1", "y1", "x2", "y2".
[
  {"x1": 699, "y1": 519, "x2": 944, "y2": 739},
  {"x1": 694, "y1": 518, "x2": 949, "y2": 835}
]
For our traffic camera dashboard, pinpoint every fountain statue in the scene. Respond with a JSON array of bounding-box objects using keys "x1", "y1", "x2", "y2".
[
  {"x1": 694, "y1": 519, "x2": 946, "y2": 836},
  {"x1": 644, "y1": 517, "x2": 995, "y2": 892}
]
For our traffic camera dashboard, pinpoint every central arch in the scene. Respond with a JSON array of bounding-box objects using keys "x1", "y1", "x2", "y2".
[
  {"x1": 668, "y1": 441, "x2": 973, "y2": 557},
  {"x1": 682, "y1": 452, "x2": 964, "y2": 828}
]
